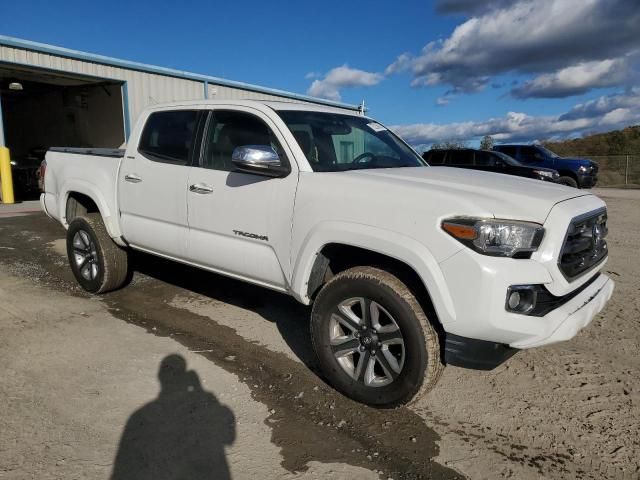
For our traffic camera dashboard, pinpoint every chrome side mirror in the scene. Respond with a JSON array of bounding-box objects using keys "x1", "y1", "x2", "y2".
[{"x1": 231, "y1": 145, "x2": 289, "y2": 177}]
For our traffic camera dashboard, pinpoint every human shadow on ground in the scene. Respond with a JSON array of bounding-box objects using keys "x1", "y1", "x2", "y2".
[{"x1": 110, "y1": 354, "x2": 235, "y2": 480}]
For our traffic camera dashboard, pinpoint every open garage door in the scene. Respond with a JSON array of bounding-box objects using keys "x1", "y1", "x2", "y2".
[{"x1": 0, "y1": 65, "x2": 125, "y2": 199}]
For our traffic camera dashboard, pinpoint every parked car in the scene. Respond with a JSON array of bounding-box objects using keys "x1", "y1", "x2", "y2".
[
  {"x1": 41, "y1": 100, "x2": 614, "y2": 407},
  {"x1": 493, "y1": 144, "x2": 598, "y2": 188},
  {"x1": 423, "y1": 148, "x2": 560, "y2": 183},
  {"x1": 9, "y1": 147, "x2": 47, "y2": 196}
]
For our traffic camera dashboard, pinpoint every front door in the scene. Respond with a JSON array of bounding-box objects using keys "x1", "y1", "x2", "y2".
[
  {"x1": 186, "y1": 108, "x2": 298, "y2": 289},
  {"x1": 119, "y1": 109, "x2": 200, "y2": 259}
]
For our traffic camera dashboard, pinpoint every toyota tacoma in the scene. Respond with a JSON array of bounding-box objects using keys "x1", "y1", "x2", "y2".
[{"x1": 40, "y1": 100, "x2": 614, "y2": 407}]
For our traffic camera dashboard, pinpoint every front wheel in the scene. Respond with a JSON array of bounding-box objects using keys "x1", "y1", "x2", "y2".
[
  {"x1": 66, "y1": 215, "x2": 129, "y2": 294},
  {"x1": 558, "y1": 176, "x2": 578, "y2": 188},
  {"x1": 311, "y1": 267, "x2": 443, "y2": 407}
]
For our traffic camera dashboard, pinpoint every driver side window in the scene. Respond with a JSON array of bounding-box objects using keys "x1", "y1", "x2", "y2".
[
  {"x1": 520, "y1": 147, "x2": 542, "y2": 163},
  {"x1": 200, "y1": 110, "x2": 284, "y2": 171}
]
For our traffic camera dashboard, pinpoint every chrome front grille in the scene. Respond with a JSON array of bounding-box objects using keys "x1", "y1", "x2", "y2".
[{"x1": 558, "y1": 208, "x2": 608, "y2": 280}]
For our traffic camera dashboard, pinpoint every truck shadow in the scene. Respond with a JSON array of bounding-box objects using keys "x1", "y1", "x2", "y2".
[{"x1": 128, "y1": 251, "x2": 318, "y2": 371}]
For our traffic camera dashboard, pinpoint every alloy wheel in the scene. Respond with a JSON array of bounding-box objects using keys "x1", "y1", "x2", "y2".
[{"x1": 329, "y1": 297, "x2": 405, "y2": 387}]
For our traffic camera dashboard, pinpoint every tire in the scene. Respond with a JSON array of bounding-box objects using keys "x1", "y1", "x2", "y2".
[
  {"x1": 66, "y1": 214, "x2": 129, "y2": 294},
  {"x1": 311, "y1": 266, "x2": 443, "y2": 407},
  {"x1": 558, "y1": 176, "x2": 578, "y2": 188}
]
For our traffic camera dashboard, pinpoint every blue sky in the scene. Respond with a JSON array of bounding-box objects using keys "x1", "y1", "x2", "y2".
[{"x1": 2, "y1": 0, "x2": 638, "y2": 147}]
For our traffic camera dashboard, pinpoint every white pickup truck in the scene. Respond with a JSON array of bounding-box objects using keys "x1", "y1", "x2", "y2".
[{"x1": 41, "y1": 100, "x2": 614, "y2": 406}]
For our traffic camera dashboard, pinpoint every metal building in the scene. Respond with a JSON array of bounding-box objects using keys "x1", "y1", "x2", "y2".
[{"x1": 0, "y1": 35, "x2": 358, "y2": 194}]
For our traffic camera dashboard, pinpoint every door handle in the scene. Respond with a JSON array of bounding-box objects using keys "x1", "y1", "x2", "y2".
[
  {"x1": 124, "y1": 174, "x2": 142, "y2": 183},
  {"x1": 189, "y1": 183, "x2": 214, "y2": 194}
]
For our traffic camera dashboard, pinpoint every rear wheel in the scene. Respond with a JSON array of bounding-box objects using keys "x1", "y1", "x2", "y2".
[
  {"x1": 311, "y1": 266, "x2": 443, "y2": 407},
  {"x1": 558, "y1": 176, "x2": 578, "y2": 188},
  {"x1": 66, "y1": 214, "x2": 129, "y2": 294}
]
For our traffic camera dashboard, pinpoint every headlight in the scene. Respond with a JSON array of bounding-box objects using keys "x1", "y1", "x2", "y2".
[
  {"x1": 533, "y1": 169, "x2": 555, "y2": 179},
  {"x1": 578, "y1": 165, "x2": 593, "y2": 173},
  {"x1": 442, "y1": 218, "x2": 545, "y2": 257}
]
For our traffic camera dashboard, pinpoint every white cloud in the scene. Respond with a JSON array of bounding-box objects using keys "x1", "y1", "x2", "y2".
[
  {"x1": 436, "y1": 96, "x2": 451, "y2": 106},
  {"x1": 512, "y1": 58, "x2": 632, "y2": 98},
  {"x1": 384, "y1": 53, "x2": 412, "y2": 76},
  {"x1": 390, "y1": 89, "x2": 640, "y2": 146},
  {"x1": 560, "y1": 87, "x2": 640, "y2": 120},
  {"x1": 307, "y1": 65, "x2": 383, "y2": 101},
  {"x1": 388, "y1": 0, "x2": 639, "y2": 97}
]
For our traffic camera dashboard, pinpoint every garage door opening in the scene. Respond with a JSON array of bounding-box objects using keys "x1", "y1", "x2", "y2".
[{"x1": 0, "y1": 66, "x2": 126, "y2": 199}]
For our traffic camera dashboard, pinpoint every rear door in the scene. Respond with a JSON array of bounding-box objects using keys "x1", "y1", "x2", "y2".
[
  {"x1": 473, "y1": 151, "x2": 499, "y2": 173},
  {"x1": 119, "y1": 109, "x2": 201, "y2": 259},
  {"x1": 185, "y1": 107, "x2": 298, "y2": 289}
]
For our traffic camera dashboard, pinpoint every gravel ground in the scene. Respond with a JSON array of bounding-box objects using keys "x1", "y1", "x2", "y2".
[{"x1": 0, "y1": 188, "x2": 638, "y2": 479}]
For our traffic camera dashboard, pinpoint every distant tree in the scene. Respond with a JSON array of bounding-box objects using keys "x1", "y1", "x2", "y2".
[
  {"x1": 479, "y1": 135, "x2": 494, "y2": 150},
  {"x1": 431, "y1": 140, "x2": 468, "y2": 150}
]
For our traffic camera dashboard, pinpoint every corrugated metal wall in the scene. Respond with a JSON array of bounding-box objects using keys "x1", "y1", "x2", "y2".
[
  {"x1": 0, "y1": 44, "x2": 340, "y2": 131},
  {"x1": 1, "y1": 44, "x2": 203, "y2": 124},
  {"x1": 211, "y1": 84, "x2": 317, "y2": 105}
]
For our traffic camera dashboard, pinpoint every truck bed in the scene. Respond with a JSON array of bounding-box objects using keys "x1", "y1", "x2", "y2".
[{"x1": 42, "y1": 148, "x2": 124, "y2": 238}]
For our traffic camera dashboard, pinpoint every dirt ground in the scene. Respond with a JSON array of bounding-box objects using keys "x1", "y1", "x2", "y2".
[{"x1": 0, "y1": 188, "x2": 638, "y2": 479}]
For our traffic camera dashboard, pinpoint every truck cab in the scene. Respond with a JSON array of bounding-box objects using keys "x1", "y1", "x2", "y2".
[{"x1": 493, "y1": 144, "x2": 598, "y2": 188}]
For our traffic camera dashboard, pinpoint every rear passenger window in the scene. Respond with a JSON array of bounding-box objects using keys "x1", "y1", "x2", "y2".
[
  {"x1": 138, "y1": 110, "x2": 198, "y2": 165},
  {"x1": 474, "y1": 151, "x2": 496, "y2": 166},
  {"x1": 447, "y1": 150, "x2": 473, "y2": 165},
  {"x1": 426, "y1": 151, "x2": 445, "y2": 164}
]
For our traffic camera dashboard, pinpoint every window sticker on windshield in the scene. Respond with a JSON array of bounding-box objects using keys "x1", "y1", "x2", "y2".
[{"x1": 367, "y1": 122, "x2": 386, "y2": 133}]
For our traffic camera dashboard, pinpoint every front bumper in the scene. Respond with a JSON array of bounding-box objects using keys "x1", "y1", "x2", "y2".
[
  {"x1": 438, "y1": 246, "x2": 614, "y2": 350},
  {"x1": 510, "y1": 274, "x2": 613, "y2": 348},
  {"x1": 577, "y1": 173, "x2": 597, "y2": 188}
]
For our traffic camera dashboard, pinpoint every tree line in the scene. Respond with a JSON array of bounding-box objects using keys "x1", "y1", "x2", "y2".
[
  {"x1": 427, "y1": 125, "x2": 640, "y2": 155},
  {"x1": 542, "y1": 125, "x2": 640, "y2": 156}
]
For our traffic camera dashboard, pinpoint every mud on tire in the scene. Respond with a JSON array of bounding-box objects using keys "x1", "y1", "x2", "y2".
[
  {"x1": 66, "y1": 214, "x2": 129, "y2": 294},
  {"x1": 311, "y1": 266, "x2": 443, "y2": 407}
]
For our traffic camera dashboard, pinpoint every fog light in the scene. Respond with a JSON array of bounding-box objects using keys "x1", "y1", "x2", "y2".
[
  {"x1": 506, "y1": 286, "x2": 537, "y2": 314},
  {"x1": 507, "y1": 291, "x2": 521, "y2": 309}
]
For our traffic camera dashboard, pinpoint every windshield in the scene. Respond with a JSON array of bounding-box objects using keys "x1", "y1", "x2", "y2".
[
  {"x1": 276, "y1": 111, "x2": 425, "y2": 172},
  {"x1": 493, "y1": 151, "x2": 523, "y2": 166},
  {"x1": 537, "y1": 146, "x2": 560, "y2": 159}
]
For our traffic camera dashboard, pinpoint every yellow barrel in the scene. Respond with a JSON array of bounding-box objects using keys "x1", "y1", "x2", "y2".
[{"x1": 0, "y1": 146, "x2": 15, "y2": 204}]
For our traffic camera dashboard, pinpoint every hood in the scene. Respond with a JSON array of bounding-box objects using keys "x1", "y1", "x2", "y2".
[
  {"x1": 345, "y1": 166, "x2": 590, "y2": 223},
  {"x1": 563, "y1": 157, "x2": 597, "y2": 166}
]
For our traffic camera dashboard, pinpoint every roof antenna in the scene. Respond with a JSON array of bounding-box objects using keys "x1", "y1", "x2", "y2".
[{"x1": 358, "y1": 99, "x2": 366, "y2": 115}]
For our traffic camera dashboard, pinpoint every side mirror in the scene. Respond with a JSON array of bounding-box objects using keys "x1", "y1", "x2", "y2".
[{"x1": 231, "y1": 145, "x2": 290, "y2": 177}]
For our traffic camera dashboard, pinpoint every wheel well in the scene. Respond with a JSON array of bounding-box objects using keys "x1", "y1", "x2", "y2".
[
  {"x1": 65, "y1": 192, "x2": 99, "y2": 223},
  {"x1": 308, "y1": 243, "x2": 444, "y2": 336}
]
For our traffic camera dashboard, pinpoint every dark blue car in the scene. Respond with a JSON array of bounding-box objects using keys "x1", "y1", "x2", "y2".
[{"x1": 493, "y1": 144, "x2": 598, "y2": 188}]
